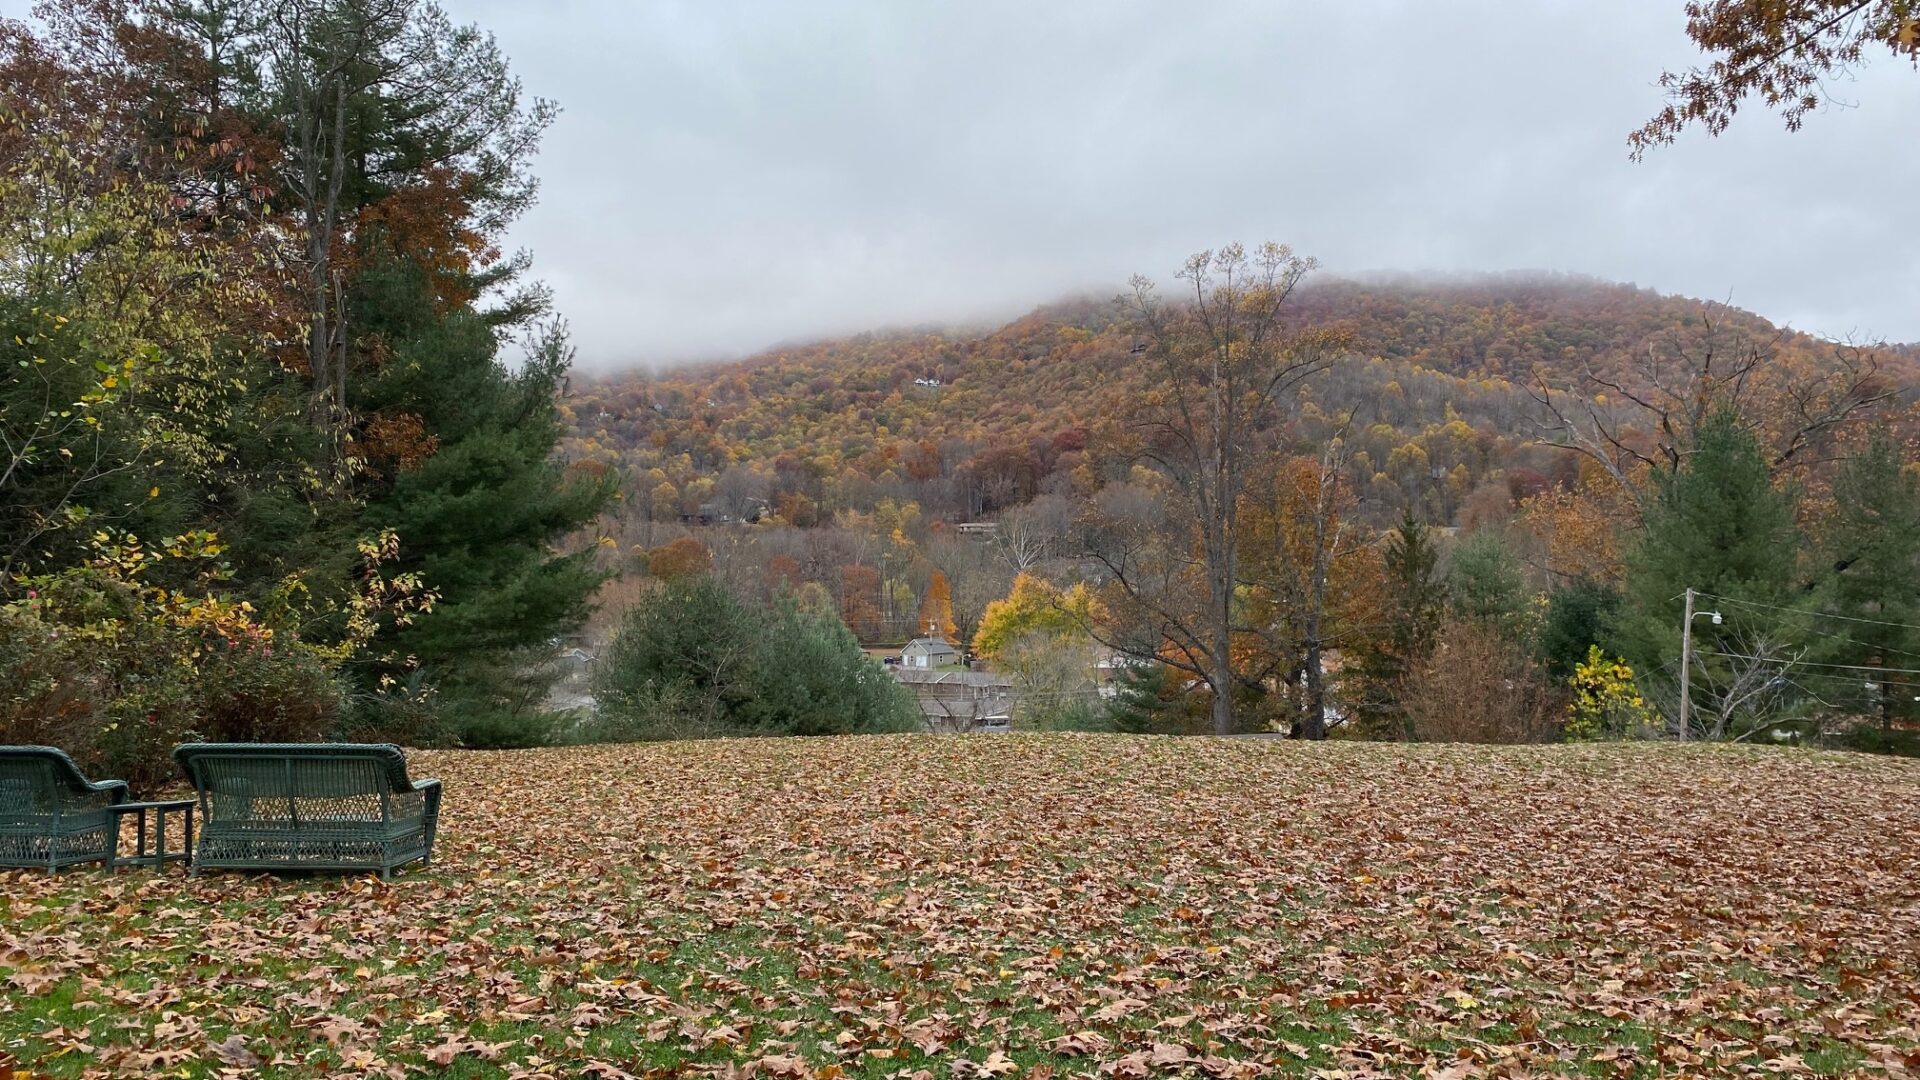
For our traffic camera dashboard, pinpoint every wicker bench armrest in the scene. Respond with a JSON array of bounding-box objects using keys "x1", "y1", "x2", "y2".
[
  {"x1": 78, "y1": 781, "x2": 129, "y2": 811},
  {"x1": 389, "y1": 777, "x2": 439, "y2": 816},
  {"x1": 412, "y1": 778, "x2": 441, "y2": 860}
]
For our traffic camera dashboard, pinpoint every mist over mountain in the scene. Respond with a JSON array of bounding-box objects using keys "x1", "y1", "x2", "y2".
[{"x1": 565, "y1": 273, "x2": 1917, "y2": 531}]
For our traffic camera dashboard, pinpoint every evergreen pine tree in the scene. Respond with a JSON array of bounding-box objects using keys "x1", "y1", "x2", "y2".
[
  {"x1": 355, "y1": 263, "x2": 613, "y2": 733},
  {"x1": 1812, "y1": 433, "x2": 1920, "y2": 732},
  {"x1": 1448, "y1": 529, "x2": 1529, "y2": 639},
  {"x1": 1352, "y1": 512, "x2": 1447, "y2": 739},
  {"x1": 1539, "y1": 579, "x2": 1622, "y2": 680},
  {"x1": 1617, "y1": 407, "x2": 1801, "y2": 734},
  {"x1": 1107, "y1": 662, "x2": 1180, "y2": 734}
]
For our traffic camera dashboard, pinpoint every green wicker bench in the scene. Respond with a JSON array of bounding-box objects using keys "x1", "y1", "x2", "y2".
[
  {"x1": 173, "y1": 743, "x2": 441, "y2": 880},
  {"x1": 1, "y1": 746, "x2": 129, "y2": 874}
]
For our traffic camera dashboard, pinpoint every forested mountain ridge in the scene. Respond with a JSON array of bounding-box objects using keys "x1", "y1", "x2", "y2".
[{"x1": 565, "y1": 275, "x2": 1917, "y2": 529}]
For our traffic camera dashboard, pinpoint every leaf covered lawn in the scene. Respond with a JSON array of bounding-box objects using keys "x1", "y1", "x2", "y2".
[{"x1": 4, "y1": 735, "x2": 1919, "y2": 1078}]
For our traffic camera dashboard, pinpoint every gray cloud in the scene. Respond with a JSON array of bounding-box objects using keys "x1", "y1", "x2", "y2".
[{"x1": 16, "y1": 0, "x2": 1919, "y2": 365}]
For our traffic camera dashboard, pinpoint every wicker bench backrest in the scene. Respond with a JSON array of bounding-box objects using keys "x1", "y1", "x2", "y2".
[
  {"x1": 174, "y1": 744, "x2": 415, "y2": 827},
  {"x1": 0, "y1": 747, "x2": 101, "y2": 817}
]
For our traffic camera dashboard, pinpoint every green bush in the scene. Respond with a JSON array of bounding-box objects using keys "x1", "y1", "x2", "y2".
[
  {"x1": 454, "y1": 707, "x2": 574, "y2": 749},
  {"x1": 196, "y1": 645, "x2": 341, "y2": 743},
  {"x1": 1830, "y1": 723, "x2": 1920, "y2": 757},
  {"x1": 569, "y1": 681, "x2": 754, "y2": 743},
  {"x1": 590, "y1": 577, "x2": 918, "y2": 741},
  {"x1": 1026, "y1": 696, "x2": 1111, "y2": 732}
]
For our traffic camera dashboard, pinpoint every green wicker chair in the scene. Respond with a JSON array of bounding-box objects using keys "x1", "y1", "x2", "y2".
[
  {"x1": 0, "y1": 746, "x2": 129, "y2": 874},
  {"x1": 173, "y1": 743, "x2": 441, "y2": 880}
]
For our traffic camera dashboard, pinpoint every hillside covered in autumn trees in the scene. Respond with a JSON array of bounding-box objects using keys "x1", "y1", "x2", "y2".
[{"x1": 566, "y1": 275, "x2": 1917, "y2": 534}]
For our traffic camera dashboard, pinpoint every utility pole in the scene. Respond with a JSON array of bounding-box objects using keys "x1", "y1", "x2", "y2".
[{"x1": 1677, "y1": 587, "x2": 1694, "y2": 742}]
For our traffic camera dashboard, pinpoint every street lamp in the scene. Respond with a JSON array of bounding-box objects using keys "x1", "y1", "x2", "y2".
[{"x1": 1677, "y1": 589, "x2": 1722, "y2": 742}]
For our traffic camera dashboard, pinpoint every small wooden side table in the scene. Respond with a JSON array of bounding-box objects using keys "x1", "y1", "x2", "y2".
[{"x1": 108, "y1": 799, "x2": 196, "y2": 872}]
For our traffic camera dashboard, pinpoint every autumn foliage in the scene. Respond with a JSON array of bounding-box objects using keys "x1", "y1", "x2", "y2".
[
  {"x1": 3, "y1": 736, "x2": 1918, "y2": 1074},
  {"x1": 915, "y1": 569, "x2": 957, "y2": 640},
  {"x1": 566, "y1": 277, "x2": 1916, "y2": 542},
  {"x1": 646, "y1": 537, "x2": 713, "y2": 582}
]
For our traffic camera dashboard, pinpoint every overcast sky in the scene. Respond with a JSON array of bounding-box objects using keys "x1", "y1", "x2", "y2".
[
  {"x1": 442, "y1": 0, "x2": 1918, "y2": 370},
  {"x1": 18, "y1": 0, "x2": 1917, "y2": 367}
]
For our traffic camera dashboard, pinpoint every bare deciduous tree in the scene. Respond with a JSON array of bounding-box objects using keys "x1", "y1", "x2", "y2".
[
  {"x1": 1693, "y1": 632, "x2": 1806, "y2": 740},
  {"x1": 1399, "y1": 618, "x2": 1558, "y2": 744},
  {"x1": 996, "y1": 492, "x2": 1072, "y2": 572},
  {"x1": 1528, "y1": 307, "x2": 1892, "y2": 516},
  {"x1": 1082, "y1": 243, "x2": 1341, "y2": 736}
]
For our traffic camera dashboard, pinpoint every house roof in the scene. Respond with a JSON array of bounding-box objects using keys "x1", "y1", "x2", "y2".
[
  {"x1": 891, "y1": 668, "x2": 1011, "y2": 688},
  {"x1": 903, "y1": 636, "x2": 959, "y2": 655}
]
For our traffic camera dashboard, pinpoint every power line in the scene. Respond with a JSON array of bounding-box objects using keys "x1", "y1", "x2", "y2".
[
  {"x1": 1711, "y1": 610, "x2": 1920, "y2": 663},
  {"x1": 1698, "y1": 592, "x2": 1920, "y2": 634},
  {"x1": 1798, "y1": 627, "x2": 1920, "y2": 664},
  {"x1": 1768, "y1": 667, "x2": 1919, "y2": 690},
  {"x1": 1702, "y1": 650, "x2": 1920, "y2": 677}
]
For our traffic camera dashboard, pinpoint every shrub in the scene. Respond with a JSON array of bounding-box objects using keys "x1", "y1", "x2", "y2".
[
  {"x1": 1399, "y1": 618, "x2": 1560, "y2": 744},
  {"x1": 1026, "y1": 695, "x2": 1111, "y2": 732},
  {"x1": 337, "y1": 669, "x2": 452, "y2": 746},
  {"x1": 1564, "y1": 646, "x2": 1656, "y2": 740},
  {"x1": 590, "y1": 576, "x2": 917, "y2": 741},
  {"x1": 574, "y1": 681, "x2": 754, "y2": 743},
  {"x1": 1829, "y1": 722, "x2": 1920, "y2": 758},
  {"x1": 453, "y1": 707, "x2": 571, "y2": 749},
  {"x1": 196, "y1": 645, "x2": 341, "y2": 743},
  {"x1": 742, "y1": 600, "x2": 920, "y2": 735},
  {"x1": 0, "y1": 569, "x2": 340, "y2": 789}
]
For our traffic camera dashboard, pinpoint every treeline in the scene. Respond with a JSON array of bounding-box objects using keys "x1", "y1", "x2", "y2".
[
  {"x1": 590, "y1": 246, "x2": 1919, "y2": 751},
  {"x1": 0, "y1": 0, "x2": 606, "y2": 783},
  {"x1": 567, "y1": 275, "x2": 1911, "y2": 531},
  {"x1": 1077, "y1": 253, "x2": 1920, "y2": 747}
]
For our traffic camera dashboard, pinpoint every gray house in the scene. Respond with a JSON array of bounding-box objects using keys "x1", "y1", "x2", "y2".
[{"x1": 900, "y1": 634, "x2": 962, "y2": 670}]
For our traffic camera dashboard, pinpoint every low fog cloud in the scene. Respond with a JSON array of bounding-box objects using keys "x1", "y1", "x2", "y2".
[{"x1": 448, "y1": 2, "x2": 1919, "y2": 367}]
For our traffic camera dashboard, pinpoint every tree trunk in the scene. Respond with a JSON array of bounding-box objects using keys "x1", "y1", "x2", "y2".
[
  {"x1": 1291, "y1": 444, "x2": 1341, "y2": 740},
  {"x1": 1209, "y1": 654, "x2": 1234, "y2": 736},
  {"x1": 1881, "y1": 658, "x2": 1893, "y2": 736},
  {"x1": 1295, "y1": 638, "x2": 1327, "y2": 740},
  {"x1": 1208, "y1": 499, "x2": 1235, "y2": 737}
]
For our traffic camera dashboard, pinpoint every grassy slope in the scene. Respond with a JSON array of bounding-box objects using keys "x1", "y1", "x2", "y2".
[{"x1": 3, "y1": 736, "x2": 1918, "y2": 1078}]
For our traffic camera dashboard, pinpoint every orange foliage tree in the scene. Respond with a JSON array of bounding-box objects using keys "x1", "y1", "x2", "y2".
[
  {"x1": 916, "y1": 570, "x2": 958, "y2": 640},
  {"x1": 1633, "y1": 1, "x2": 1920, "y2": 155},
  {"x1": 839, "y1": 564, "x2": 883, "y2": 641},
  {"x1": 1516, "y1": 459, "x2": 1638, "y2": 582},
  {"x1": 1240, "y1": 444, "x2": 1389, "y2": 737},
  {"x1": 647, "y1": 538, "x2": 712, "y2": 582}
]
